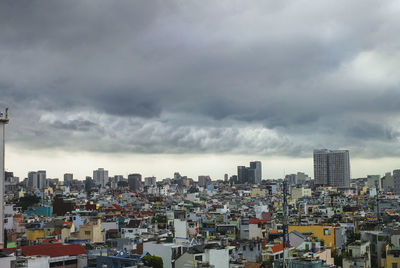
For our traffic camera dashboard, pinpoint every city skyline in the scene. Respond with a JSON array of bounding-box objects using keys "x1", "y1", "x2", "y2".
[
  {"x1": 2, "y1": 1, "x2": 400, "y2": 180},
  {"x1": 5, "y1": 151, "x2": 400, "y2": 182}
]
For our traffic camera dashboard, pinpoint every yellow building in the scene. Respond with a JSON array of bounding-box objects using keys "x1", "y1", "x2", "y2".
[
  {"x1": 251, "y1": 188, "x2": 264, "y2": 198},
  {"x1": 27, "y1": 229, "x2": 45, "y2": 242},
  {"x1": 381, "y1": 245, "x2": 400, "y2": 268},
  {"x1": 288, "y1": 225, "x2": 336, "y2": 250},
  {"x1": 72, "y1": 219, "x2": 104, "y2": 243},
  {"x1": 291, "y1": 187, "x2": 312, "y2": 201}
]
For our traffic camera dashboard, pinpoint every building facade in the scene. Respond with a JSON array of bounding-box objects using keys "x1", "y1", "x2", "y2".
[
  {"x1": 314, "y1": 149, "x2": 350, "y2": 188},
  {"x1": 93, "y1": 168, "x2": 109, "y2": 187}
]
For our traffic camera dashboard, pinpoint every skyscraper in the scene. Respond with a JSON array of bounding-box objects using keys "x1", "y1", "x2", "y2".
[
  {"x1": 237, "y1": 161, "x2": 262, "y2": 184},
  {"x1": 393, "y1": 169, "x2": 400, "y2": 195},
  {"x1": 93, "y1": 168, "x2": 109, "y2": 187},
  {"x1": 237, "y1": 166, "x2": 247, "y2": 184},
  {"x1": 128, "y1": 173, "x2": 142, "y2": 192},
  {"x1": 314, "y1": 149, "x2": 350, "y2": 188},
  {"x1": 27, "y1": 170, "x2": 47, "y2": 189},
  {"x1": 64, "y1": 173, "x2": 73, "y2": 186},
  {"x1": 250, "y1": 161, "x2": 262, "y2": 184},
  {"x1": 37, "y1": 170, "x2": 47, "y2": 189}
]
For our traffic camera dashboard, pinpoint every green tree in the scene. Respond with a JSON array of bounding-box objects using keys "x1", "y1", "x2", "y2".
[
  {"x1": 347, "y1": 232, "x2": 361, "y2": 245},
  {"x1": 142, "y1": 255, "x2": 163, "y2": 268},
  {"x1": 332, "y1": 251, "x2": 343, "y2": 266},
  {"x1": 17, "y1": 195, "x2": 41, "y2": 210}
]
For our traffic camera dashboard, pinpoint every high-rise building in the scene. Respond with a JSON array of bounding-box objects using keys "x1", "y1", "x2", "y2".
[
  {"x1": 144, "y1": 176, "x2": 157, "y2": 187},
  {"x1": 313, "y1": 149, "x2": 350, "y2": 188},
  {"x1": 393, "y1": 170, "x2": 400, "y2": 195},
  {"x1": 247, "y1": 168, "x2": 256, "y2": 184},
  {"x1": 28, "y1": 171, "x2": 38, "y2": 189},
  {"x1": 27, "y1": 170, "x2": 47, "y2": 189},
  {"x1": 64, "y1": 173, "x2": 73, "y2": 186},
  {"x1": 198, "y1": 175, "x2": 211, "y2": 187},
  {"x1": 250, "y1": 161, "x2": 262, "y2": 184},
  {"x1": 285, "y1": 174, "x2": 297, "y2": 185},
  {"x1": 84, "y1": 176, "x2": 94, "y2": 193},
  {"x1": 128, "y1": 173, "x2": 142, "y2": 192},
  {"x1": 237, "y1": 161, "x2": 262, "y2": 184},
  {"x1": 37, "y1": 170, "x2": 47, "y2": 189},
  {"x1": 381, "y1": 172, "x2": 394, "y2": 192},
  {"x1": 93, "y1": 168, "x2": 109, "y2": 187},
  {"x1": 237, "y1": 166, "x2": 247, "y2": 184}
]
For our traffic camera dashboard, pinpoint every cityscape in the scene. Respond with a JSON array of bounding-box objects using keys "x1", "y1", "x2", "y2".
[
  {"x1": 2, "y1": 108, "x2": 400, "y2": 267},
  {"x1": 1, "y1": 1, "x2": 400, "y2": 268}
]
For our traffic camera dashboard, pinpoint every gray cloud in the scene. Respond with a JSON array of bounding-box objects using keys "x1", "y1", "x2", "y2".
[{"x1": 1, "y1": 0, "x2": 400, "y2": 159}]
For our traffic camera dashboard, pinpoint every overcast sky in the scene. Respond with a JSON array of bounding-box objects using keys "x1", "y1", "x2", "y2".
[{"x1": 1, "y1": 1, "x2": 400, "y2": 180}]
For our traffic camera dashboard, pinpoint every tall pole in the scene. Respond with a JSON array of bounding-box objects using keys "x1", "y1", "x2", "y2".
[
  {"x1": 0, "y1": 108, "x2": 9, "y2": 249},
  {"x1": 282, "y1": 180, "x2": 290, "y2": 267}
]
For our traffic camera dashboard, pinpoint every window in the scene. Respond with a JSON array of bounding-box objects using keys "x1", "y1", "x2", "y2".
[
  {"x1": 324, "y1": 229, "x2": 331, "y2": 235},
  {"x1": 195, "y1": 255, "x2": 202, "y2": 261},
  {"x1": 85, "y1": 231, "x2": 91, "y2": 235},
  {"x1": 392, "y1": 263, "x2": 397, "y2": 268}
]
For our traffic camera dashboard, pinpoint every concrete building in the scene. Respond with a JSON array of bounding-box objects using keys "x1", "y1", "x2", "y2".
[
  {"x1": 144, "y1": 176, "x2": 156, "y2": 187},
  {"x1": 198, "y1": 175, "x2": 211, "y2": 187},
  {"x1": 314, "y1": 149, "x2": 350, "y2": 188},
  {"x1": 381, "y1": 172, "x2": 394, "y2": 192},
  {"x1": 367, "y1": 175, "x2": 381, "y2": 189},
  {"x1": 393, "y1": 169, "x2": 400, "y2": 195},
  {"x1": 342, "y1": 240, "x2": 371, "y2": 268},
  {"x1": 93, "y1": 168, "x2": 109, "y2": 187},
  {"x1": 27, "y1": 170, "x2": 47, "y2": 189},
  {"x1": 143, "y1": 242, "x2": 183, "y2": 268},
  {"x1": 128, "y1": 173, "x2": 142, "y2": 192},
  {"x1": 237, "y1": 161, "x2": 262, "y2": 184},
  {"x1": 288, "y1": 225, "x2": 337, "y2": 250},
  {"x1": 291, "y1": 187, "x2": 312, "y2": 201},
  {"x1": 237, "y1": 166, "x2": 247, "y2": 184},
  {"x1": 175, "y1": 244, "x2": 229, "y2": 268},
  {"x1": 64, "y1": 173, "x2": 73, "y2": 185},
  {"x1": 250, "y1": 161, "x2": 262, "y2": 184},
  {"x1": 37, "y1": 170, "x2": 47, "y2": 189}
]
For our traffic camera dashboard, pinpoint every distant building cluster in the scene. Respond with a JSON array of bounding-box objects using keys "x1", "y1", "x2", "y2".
[{"x1": 1, "y1": 150, "x2": 400, "y2": 268}]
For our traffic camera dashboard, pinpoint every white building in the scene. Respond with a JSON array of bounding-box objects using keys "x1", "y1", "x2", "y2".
[{"x1": 93, "y1": 168, "x2": 109, "y2": 187}]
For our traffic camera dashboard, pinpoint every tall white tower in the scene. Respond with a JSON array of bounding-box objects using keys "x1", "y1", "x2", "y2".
[{"x1": 0, "y1": 108, "x2": 9, "y2": 249}]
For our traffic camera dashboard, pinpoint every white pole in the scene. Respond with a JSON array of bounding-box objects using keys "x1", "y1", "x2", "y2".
[{"x1": 0, "y1": 109, "x2": 9, "y2": 249}]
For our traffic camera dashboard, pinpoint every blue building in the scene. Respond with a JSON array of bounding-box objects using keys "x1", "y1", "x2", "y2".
[{"x1": 26, "y1": 206, "x2": 53, "y2": 217}]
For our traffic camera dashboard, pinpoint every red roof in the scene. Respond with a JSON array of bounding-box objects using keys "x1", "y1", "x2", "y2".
[
  {"x1": 5, "y1": 243, "x2": 86, "y2": 258},
  {"x1": 112, "y1": 203, "x2": 122, "y2": 210},
  {"x1": 266, "y1": 243, "x2": 292, "y2": 254},
  {"x1": 268, "y1": 243, "x2": 284, "y2": 253},
  {"x1": 249, "y1": 218, "x2": 267, "y2": 224}
]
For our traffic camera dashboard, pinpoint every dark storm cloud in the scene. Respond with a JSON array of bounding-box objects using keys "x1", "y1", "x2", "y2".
[
  {"x1": 1, "y1": 0, "x2": 400, "y2": 157},
  {"x1": 51, "y1": 119, "x2": 96, "y2": 132}
]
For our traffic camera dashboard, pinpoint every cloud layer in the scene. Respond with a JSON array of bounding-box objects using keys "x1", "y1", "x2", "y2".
[{"x1": 1, "y1": 0, "x2": 400, "y2": 162}]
